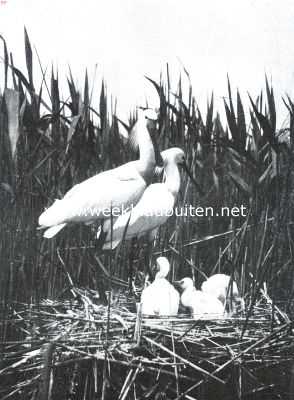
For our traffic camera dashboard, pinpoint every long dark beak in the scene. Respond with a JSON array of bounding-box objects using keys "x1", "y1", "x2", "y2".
[
  {"x1": 182, "y1": 162, "x2": 204, "y2": 196},
  {"x1": 150, "y1": 262, "x2": 159, "y2": 278},
  {"x1": 172, "y1": 280, "x2": 182, "y2": 288}
]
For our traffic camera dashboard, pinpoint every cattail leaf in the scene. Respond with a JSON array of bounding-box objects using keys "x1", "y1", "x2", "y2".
[
  {"x1": 0, "y1": 34, "x2": 8, "y2": 89},
  {"x1": 51, "y1": 67, "x2": 60, "y2": 115},
  {"x1": 227, "y1": 147, "x2": 242, "y2": 169},
  {"x1": 283, "y1": 94, "x2": 294, "y2": 114},
  {"x1": 212, "y1": 169, "x2": 219, "y2": 191},
  {"x1": 265, "y1": 75, "x2": 276, "y2": 131},
  {"x1": 4, "y1": 89, "x2": 20, "y2": 159},
  {"x1": 224, "y1": 99, "x2": 238, "y2": 144},
  {"x1": 249, "y1": 95, "x2": 279, "y2": 150},
  {"x1": 66, "y1": 115, "x2": 80, "y2": 154},
  {"x1": 144, "y1": 75, "x2": 166, "y2": 117},
  {"x1": 197, "y1": 106, "x2": 204, "y2": 126},
  {"x1": 227, "y1": 76, "x2": 239, "y2": 143},
  {"x1": 166, "y1": 101, "x2": 180, "y2": 116},
  {"x1": 37, "y1": 85, "x2": 43, "y2": 116},
  {"x1": 237, "y1": 90, "x2": 246, "y2": 150},
  {"x1": 228, "y1": 170, "x2": 252, "y2": 195},
  {"x1": 12, "y1": 66, "x2": 32, "y2": 93},
  {"x1": 19, "y1": 97, "x2": 27, "y2": 123},
  {"x1": 259, "y1": 91, "x2": 263, "y2": 113},
  {"x1": 84, "y1": 70, "x2": 89, "y2": 109},
  {"x1": 249, "y1": 110, "x2": 260, "y2": 159},
  {"x1": 0, "y1": 182, "x2": 15, "y2": 199},
  {"x1": 67, "y1": 67, "x2": 80, "y2": 115},
  {"x1": 114, "y1": 115, "x2": 131, "y2": 141},
  {"x1": 10, "y1": 52, "x2": 18, "y2": 90},
  {"x1": 270, "y1": 148, "x2": 277, "y2": 179},
  {"x1": 206, "y1": 93, "x2": 214, "y2": 137},
  {"x1": 144, "y1": 75, "x2": 162, "y2": 99},
  {"x1": 24, "y1": 27, "x2": 34, "y2": 90},
  {"x1": 172, "y1": 92, "x2": 190, "y2": 123},
  {"x1": 99, "y1": 80, "x2": 107, "y2": 131},
  {"x1": 214, "y1": 112, "x2": 226, "y2": 140},
  {"x1": 258, "y1": 162, "x2": 272, "y2": 185}
]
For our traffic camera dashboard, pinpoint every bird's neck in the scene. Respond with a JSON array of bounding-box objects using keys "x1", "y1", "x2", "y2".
[
  {"x1": 135, "y1": 119, "x2": 156, "y2": 183},
  {"x1": 164, "y1": 162, "x2": 181, "y2": 197},
  {"x1": 155, "y1": 271, "x2": 166, "y2": 280},
  {"x1": 184, "y1": 286, "x2": 195, "y2": 295},
  {"x1": 181, "y1": 287, "x2": 194, "y2": 307}
]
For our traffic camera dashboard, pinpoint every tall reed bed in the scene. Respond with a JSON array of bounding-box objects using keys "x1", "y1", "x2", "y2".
[{"x1": 0, "y1": 29, "x2": 293, "y2": 315}]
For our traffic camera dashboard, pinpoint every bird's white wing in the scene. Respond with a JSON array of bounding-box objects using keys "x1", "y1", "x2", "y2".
[
  {"x1": 102, "y1": 184, "x2": 175, "y2": 249},
  {"x1": 39, "y1": 163, "x2": 146, "y2": 227},
  {"x1": 43, "y1": 223, "x2": 67, "y2": 238},
  {"x1": 189, "y1": 291, "x2": 224, "y2": 318},
  {"x1": 63, "y1": 161, "x2": 140, "y2": 200},
  {"x1": 201, "y1": 274, "x2": 239, "y2": 299},
  {"x1": 141, "y1": 285, "x2": 156, "y2": 315},
  {"x1": 158, "y1": 282, "x2": 179, "y2": 316},
  {"x1": 141, "y1": 280, "x2": 179, "y2": 316}
]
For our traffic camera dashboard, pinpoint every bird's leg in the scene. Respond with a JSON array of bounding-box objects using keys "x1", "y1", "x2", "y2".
[
  {"x1": 91, "y1": 250, "x2": 109, "y2": 306},
  {"x1": 95, "y1": 222, "x2": 107, "y2": 251},
  {"x1": 128, "y1": 238, "x2": 136, "y2": 294},
  {"x1": 144, "y1": 239, "x2": 154, "y2": 280},
  {"x1": 96, "y1": 278, "x2": 108, "y2": 306},
  {"x1": 144, "y1": 228, "x2": 158, "y2": 279}
]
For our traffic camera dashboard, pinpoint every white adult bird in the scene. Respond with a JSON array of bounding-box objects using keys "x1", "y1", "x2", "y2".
[
  {"x1": 140, "y1": 256, "x2": 179, "y2": 316},
  {"x1": 38, "y1": 108, "x2": 160, "y2": 238},
  {"x1": 99, "y1": 147, "x2": 196, "y2": 249},
  {"x1": 175, "y1": 277, "x2": 224, "y2": 319},
  {"x1": 201, "y1": 274, "x2": 244, "y2": 313}
]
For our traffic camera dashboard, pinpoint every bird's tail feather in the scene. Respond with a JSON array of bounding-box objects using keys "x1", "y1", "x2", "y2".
[
  {"x1": 43, "y1": 223, "x2": 66, "y2": 239},
  {"x1": 102, "y1": 239, "x2": 121, "y2": 250}
]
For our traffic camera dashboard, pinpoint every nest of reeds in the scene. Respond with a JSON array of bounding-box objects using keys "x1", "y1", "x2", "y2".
[{"x1": 1, "y1": 288, "x2": 294, "y2": 400}]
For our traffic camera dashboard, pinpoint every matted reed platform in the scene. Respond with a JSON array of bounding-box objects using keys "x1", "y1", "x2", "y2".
[{"x1": 1, "y1": 290, "x2": 294, "y2": 400}]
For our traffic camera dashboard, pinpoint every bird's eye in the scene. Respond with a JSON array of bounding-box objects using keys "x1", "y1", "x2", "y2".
[{"x1": 145, "y1": 116, "x2": 148, "y2": 119}]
